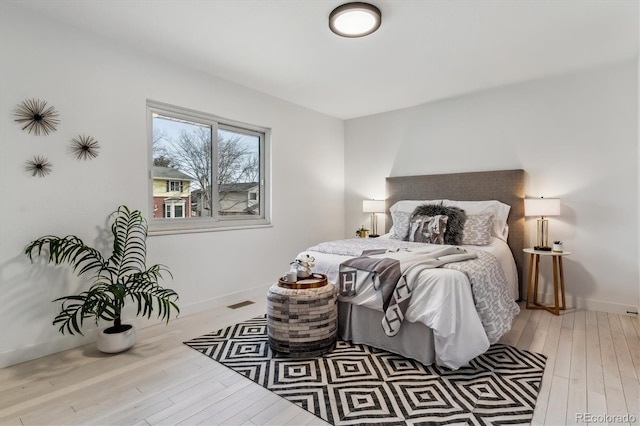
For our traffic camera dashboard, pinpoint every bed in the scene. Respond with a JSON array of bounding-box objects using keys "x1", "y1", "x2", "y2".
[{"x1": 302, "y1": 169, "x2": 525, "y2": 370}]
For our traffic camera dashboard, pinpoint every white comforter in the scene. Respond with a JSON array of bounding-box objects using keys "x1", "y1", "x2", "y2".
[{"x1": 304, "y1": 236, "x2": 519, "y2": 369}]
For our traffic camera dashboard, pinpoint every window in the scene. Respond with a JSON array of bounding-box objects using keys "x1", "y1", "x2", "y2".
[
  {"x1": 164, "y1": 200, "x2": 185, "y2": 218},
  {"x1": 148, "y1": 100, "x2": 270, "y2": 233},
  {"x1": 166, "y1": 181, "x2": 183, "y2": 192}
]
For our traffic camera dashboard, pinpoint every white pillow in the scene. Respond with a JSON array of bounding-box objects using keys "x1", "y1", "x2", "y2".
[
  {"x1": 390, "y1": 200, "x2": 442, "y2": 214},
  {"x1": 389, "y1": 199, "x2": 511, "y2": 241},
  {"x1": 442, "y1": 200, "x2": 510, "y2": 241}
]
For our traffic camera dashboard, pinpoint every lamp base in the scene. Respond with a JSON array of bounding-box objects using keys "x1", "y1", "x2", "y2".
[
  {"x1": 368, "y1": 234, "x2": 380, "y2": 238},
  {"x1": 534, "y1": 246, "x2": 552, "y2": 251}
]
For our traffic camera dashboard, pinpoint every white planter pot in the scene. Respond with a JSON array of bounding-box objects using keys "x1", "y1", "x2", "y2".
[{"x1": 97, "y1": 325, "x2": 137, "y2": 353}]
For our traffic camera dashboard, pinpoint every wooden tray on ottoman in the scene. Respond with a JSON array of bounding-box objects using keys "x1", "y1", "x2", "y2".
[{"x1": 278, "y1": 273, "x2": 328, "y2": 289}]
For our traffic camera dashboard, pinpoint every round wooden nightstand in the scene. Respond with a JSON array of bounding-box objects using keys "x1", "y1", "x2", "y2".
[{"x1": 523, "y1": 248, "x2": 571, "y2": 316}]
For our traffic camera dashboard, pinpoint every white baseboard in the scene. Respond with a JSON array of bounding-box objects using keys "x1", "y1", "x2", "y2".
[
  {"x1": 532, "y1": 291, "x2": 639, "y2": 316},
  {"x1": 0, "y1": 329, "x2": 99, "y2": 369},
  {"x1": 0, "y1": 283, "x2": 272, "y2": 369},
  {"x1": 177, "y1": 283, "x2": 272, "y2": 317}
]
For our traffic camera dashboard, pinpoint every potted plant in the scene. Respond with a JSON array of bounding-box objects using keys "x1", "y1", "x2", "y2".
[
  {"x1": 552, "y1": 240, "x2": 563, "y2": 252},
  {"x1": 355, "y1": 225, "x2": 369, "y2": 238},
  {"x1": 24, "y1": 205, "x2": 179, "y2": 353}
]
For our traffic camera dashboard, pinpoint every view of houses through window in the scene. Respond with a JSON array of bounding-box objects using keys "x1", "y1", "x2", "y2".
[{"x1": 149, "y1": 103, "x2": 265, "y2": 227}]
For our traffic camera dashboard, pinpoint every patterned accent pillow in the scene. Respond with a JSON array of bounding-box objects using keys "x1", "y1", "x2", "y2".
[
  {"x1": 410, "y1": 204, "x2": 467, "y2": 245},
  {"x1": 408, "y1": 214, "x2": 448, "y2": 244},
  {"x1": 390, "y1": 211, "x2": 412, "y2": 240},
  {"x1": 462, "y1": 213, "x2": 494, "y2": 245}
]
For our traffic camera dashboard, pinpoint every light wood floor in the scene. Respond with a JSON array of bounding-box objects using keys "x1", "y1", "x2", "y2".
[{"x1": 0, "y1": 287, "x2": 638, "y2": 426}]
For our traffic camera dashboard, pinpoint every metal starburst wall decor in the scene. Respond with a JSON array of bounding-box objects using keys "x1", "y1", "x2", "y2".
[
  {"x1": 70, "y1": 135, "x2": 100, "y2": 160},
  {"x1": 25, "y1": 155, "x2": 53, "y2": 178},
  {"x1": 14, "y1": 98, "x2": 60, "y2": 136}
]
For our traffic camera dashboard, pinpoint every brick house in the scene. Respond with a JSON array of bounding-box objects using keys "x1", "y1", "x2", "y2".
[{"x1": 152, "y1": 166, "x2": 193, "y2": 218}]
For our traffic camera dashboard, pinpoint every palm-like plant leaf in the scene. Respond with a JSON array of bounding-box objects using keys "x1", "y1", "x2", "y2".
[
  {"x1": 25, "y1": 205, "x2": 179, "y2": 335},
  {"x1": 52, "y1": 290, "x2": 116, "y2": 335},
  {"x1": 25, "y1": 235, "x2": 107, "y2": 276},
  {"x1": 109, "y1": 205, "x2": 147, "y2": 277},
  {"x1": 125, "y1": 266, "x2": 178, "y2": 322}
]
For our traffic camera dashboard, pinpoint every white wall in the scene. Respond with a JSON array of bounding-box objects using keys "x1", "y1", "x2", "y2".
[
  {"x1": 345, "y1": 60, "x2": 639, "y2": 315},
  {"x1": 0, "y1": 4, "x2": 345, "y2": 367}
]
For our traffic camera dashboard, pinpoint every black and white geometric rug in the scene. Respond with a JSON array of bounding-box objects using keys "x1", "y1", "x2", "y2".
[{"x1": 184, "y1": 316, "x2": 546, "y2": 425}]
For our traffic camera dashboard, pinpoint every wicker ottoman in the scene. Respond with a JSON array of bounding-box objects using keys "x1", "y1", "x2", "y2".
[{"x1": 267, "y1": 277, "x2": 338, "y2": 357}]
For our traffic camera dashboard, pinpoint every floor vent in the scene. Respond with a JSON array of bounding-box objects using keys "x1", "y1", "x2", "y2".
[{"x1": 227, "y1": 300, "x2": 255, "y2": 310}]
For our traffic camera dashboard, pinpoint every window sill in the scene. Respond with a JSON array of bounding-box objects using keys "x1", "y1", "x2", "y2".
[{"x1": 149, "y1": 222, "x2": 273, "y2": 236}]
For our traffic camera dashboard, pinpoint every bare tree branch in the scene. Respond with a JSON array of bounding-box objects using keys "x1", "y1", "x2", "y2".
[{"x1": 159, "y1": 127, "x2": 259, "y2": 215}]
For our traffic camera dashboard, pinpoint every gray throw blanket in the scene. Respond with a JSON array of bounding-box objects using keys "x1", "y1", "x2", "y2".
[{"x1": 339, "y1": 246, "x2": 477, "y2": 336}]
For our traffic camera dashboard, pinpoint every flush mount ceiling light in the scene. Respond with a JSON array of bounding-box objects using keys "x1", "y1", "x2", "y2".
[{"x1": 329, "y1": 2, "x2": 381, "y2": 38}]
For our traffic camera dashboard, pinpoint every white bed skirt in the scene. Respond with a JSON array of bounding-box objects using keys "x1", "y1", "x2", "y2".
[{"x1": 338, "y1": 301, "x2": 436, "y2": 366}]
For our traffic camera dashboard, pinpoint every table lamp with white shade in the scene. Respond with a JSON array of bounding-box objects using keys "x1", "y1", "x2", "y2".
[
  {"x1": 363, "y1": 200, "x2": 385, "y2": 238},
  {"x1": 524, "y1": 197, "x2": 560, "y2": 251}
]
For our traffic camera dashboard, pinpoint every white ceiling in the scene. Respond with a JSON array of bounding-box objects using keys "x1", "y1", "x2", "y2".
[{"x1": 10, "y1": 0, "x2": 639, "y2": 119}]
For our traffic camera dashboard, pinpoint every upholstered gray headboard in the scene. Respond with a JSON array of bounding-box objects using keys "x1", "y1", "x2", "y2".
[{"x1": 385, "y1": 169, "x2": 525, "y2": 298}]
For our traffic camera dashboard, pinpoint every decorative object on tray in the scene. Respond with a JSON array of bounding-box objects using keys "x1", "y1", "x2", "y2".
[
  {"x1": 355, "y1": 225, "x2": 368, "y2": 238},
  {"x1": 14, "y1": 98, "x2": 60, "y2": 135},
  {"x1": 281, "y1": 271, "x2": 297, "y2": 283},
  {"x1": 24, "y1": 205, "x2": 180, "y2": 353},
  {"x1": 290, "y1": 252, "x2": 315, "y2": 279},
  {"x1": 185, "y1": 315, "x2": 546, "y2": 426},
  {"x1": 24, "y1": 155, "x2": 53, "y2": 178},
  {"x1": 552, "y1": 241, "x2": 563, "y2": 252},
  {"x1": 524, "y1": 197, "x2": 560, "y2": 251},
  {"x1": 70, "y1": 134, "x2": 100, "y2": 160},
  {"x1": 267, "y1": 281, "x2": 337, "y2": 357},
  {"x1": 362, "y1": 199, "x2": 384, "y2": 237}
]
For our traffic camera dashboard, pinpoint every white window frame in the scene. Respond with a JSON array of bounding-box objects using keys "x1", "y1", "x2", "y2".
[
  {"x1": 166, "y1": 181, "x2": 184, "y2": 193},
  {"x1": 164, "y1": 199, "x2": 186, "y2": 218},
  {"x1": 147, "y1": 100, "x2": 271, "y2": 234}
]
